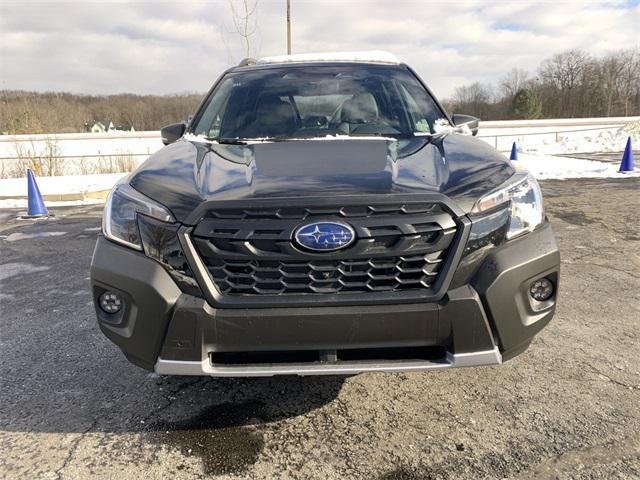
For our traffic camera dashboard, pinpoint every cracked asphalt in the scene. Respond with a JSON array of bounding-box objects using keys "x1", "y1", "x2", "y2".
[{"x1": 0, "y1": 178, "x2": 638, "y2": 480}]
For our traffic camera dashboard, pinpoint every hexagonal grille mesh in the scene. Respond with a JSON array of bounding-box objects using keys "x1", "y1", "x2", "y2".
[
  {"x1": 206, "y1": 252, "x2": 446, "y2": 295},
  {"x1": 192, "y1": 203, "x2": 457, "y2": 297}
]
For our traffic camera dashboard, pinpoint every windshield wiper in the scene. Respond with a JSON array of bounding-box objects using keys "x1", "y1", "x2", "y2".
[
  {"x1": 346, "y1": 132, "x2": 406, "y2": 138},
  {"x1": 208, "y1": 136, "x2": 293, "y2": 144},
  {"x1": 207, "y1": 137, "x2": 250, "y2": 144},
  {"x1": 208, "y1": 133, "x2": 434, "y2": 144}
]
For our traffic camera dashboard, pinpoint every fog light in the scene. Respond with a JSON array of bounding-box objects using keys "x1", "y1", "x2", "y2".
[
  {"x1": 529, "y1": 278, "x2": 554, "y2": 302},
  {"x1": 99, "y1": 291, "x2": 123, "y2": 314}
]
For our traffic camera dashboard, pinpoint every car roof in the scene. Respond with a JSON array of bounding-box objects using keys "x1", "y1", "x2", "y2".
[
  {"x1": 255, "y1": 50, "x2": 400, "y2": 66},
  {"x1": 229, "y1": 53, "x2": 405, "y2": 74},
  {"x1": 230, "y1": 51, "x2": 403, "y2": 72}
]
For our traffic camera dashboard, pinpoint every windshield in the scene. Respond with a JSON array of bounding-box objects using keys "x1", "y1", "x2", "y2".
[{"x1": 191, "y1": 64, "x2": 446, "y2": 141}]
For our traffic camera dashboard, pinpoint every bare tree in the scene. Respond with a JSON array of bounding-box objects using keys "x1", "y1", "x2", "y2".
[
  {"x1": 539, "y1": 50, "x2": 590, "y2": 116},
  {"x1": 0, "y1": 91, "x2": 202, "y2": 134},
  {"x1": 598, "y1": 53, "x2": 625, "y2": 116},
  {"x1": 228, "y1": 0, "x2": 259, "y2": 59},
  {"x1": 449, "y1": 82, "x2": 496, "y2": 119},
  {"x1": 452, "y1": 82, "x2": 494, "y2": 105},
  {"x1": 499, "y1": 68, "x2": 529, "y2": 99},
  {"x1": 540, "y1": 50, "x2": 590, "y2": 90},
  {"x1": 618, "y1": 49, "x2": 640, "y2": 116},
  {"x1": 443, "y1": 48, "x2": 640, "y2": 120}
]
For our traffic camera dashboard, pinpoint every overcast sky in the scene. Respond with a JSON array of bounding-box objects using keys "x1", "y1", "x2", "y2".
[{"x1": 1, "y1": 0, "x2": 639, "y2": 99}]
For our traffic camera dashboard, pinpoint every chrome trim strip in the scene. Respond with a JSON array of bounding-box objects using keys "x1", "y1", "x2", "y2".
[
  {"x1": 177, "y1": 227, "x2": 222, "y2": 299},
  {"x1": 155, "y1": 347, "x2": 502, "y2": 377}
]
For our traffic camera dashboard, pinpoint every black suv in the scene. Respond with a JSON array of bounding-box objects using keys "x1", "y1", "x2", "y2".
[{"x1": 91, "y1": 52, "x2": 560, "y2": 376}]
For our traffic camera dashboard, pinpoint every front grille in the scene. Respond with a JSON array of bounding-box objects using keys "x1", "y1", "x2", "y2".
[
  {"x1": 202, "y1": 203, "x2": 442, "y2": 221},
  {"x1": 205, "y1": 252, "x2": 445, "y2": 295},
  {"x1": 190, "y1": 201, "x2": 459, "y2": 299}
]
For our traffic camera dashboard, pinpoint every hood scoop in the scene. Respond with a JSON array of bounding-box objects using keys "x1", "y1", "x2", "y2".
[{"x1": 253, "y1": 139, "x2": 389, "y2": 177}]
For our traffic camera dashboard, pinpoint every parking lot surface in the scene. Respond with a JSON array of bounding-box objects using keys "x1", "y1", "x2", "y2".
[{"x1": 0, "y1": 178, "x2": 638, "y2": 480}]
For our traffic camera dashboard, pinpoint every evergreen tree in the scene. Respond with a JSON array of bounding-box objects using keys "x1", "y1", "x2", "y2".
[{"x1": 510, "y1": 88, "x2": 542, "y2": 119}]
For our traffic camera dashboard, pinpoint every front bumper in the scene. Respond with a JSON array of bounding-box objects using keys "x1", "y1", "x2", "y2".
[{"x1": 90, "y1": 223, "x2": 559, "y2": 376}]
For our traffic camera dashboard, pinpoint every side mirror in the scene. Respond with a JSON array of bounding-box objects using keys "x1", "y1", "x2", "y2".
[
  {"x1": 452, "y1": 114, "x2": 480, "y2": 136},
  {"x1": 161, "y1": 122, "x2": 186, "y2": 145}
]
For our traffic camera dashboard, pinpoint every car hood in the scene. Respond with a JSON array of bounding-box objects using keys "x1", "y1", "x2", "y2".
[{"x1": 130, "y1": 134, "x2": 514, "y2": 223}]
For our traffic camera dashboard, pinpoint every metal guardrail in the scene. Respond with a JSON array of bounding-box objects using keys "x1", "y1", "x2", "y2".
[
  {"x1": 476, "y1": 116, "x2": 638, "y2": 152},
  {"x1": 0, "y1": 153, "x2": 150, "y2": 161},
  {"x1": 478, "y1": 124, "x2": 627, "y2": 139},
  {"x1": 478, "y1": 116, "x2": 640, "y2": 129},
  {"x1": 478, "y1": 125, "x2": 630, "y2": 152},
  {"x1": 0, "y1": 117, "x2": 637, "y2": 160},
  {"x1": 0, "y1": 131, "x2": 160, "y2": 143}
]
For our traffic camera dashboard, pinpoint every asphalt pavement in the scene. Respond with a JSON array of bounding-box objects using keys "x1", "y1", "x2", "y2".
[{"x1": 0, "y1": 178, "x2": 638, "y2": 480}]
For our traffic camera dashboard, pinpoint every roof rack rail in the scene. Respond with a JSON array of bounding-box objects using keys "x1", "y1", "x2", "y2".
[
  {"x1": 256, "y1": 51, "x2": 400, "y2": 66},
  {"x1": 238, "y1": 58, "x2": 257, "y2": 67}
]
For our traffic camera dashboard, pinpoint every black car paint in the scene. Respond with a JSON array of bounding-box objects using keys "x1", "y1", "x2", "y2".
[
  {"x1": 136, "y1": 62, "x2": 508, "y2": 221},
  {"x1": 91, "y1": 223, "x2": 559, "y2": 371},
  {"x1": 130, "y1": 134, "x2": 514, "y2": 224},
  {"x1": 91, "y1": 61, "x2": 559, "y2": 375}
]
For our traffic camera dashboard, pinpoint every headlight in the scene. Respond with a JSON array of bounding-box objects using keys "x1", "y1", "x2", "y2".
[
  {"x1": 471, "y1": 172, "x2": 544, "y2": 240},
  {"x1": 102, "y1": 182, "x2": 175, "y2": 250}
]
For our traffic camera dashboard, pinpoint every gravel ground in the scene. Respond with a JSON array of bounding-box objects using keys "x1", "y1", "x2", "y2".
[{"x1": 0, "y1": 178, "x2": 638, "y2": 480}]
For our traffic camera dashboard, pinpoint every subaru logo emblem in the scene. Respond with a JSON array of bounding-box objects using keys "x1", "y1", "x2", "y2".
[{"x1": 294, "y1": 221, "x2": 356, "y2": 252}]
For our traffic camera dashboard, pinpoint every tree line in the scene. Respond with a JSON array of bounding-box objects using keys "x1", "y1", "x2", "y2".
[
  {"x1": 0, "y1": 91, "x2": 203, "y2": 134},
  {"x1": 2, "y1": 47, "x2": 639, "y2": 134},
  {"x1": 443, "y1": 48, "x2": 640, "y2": 121}
]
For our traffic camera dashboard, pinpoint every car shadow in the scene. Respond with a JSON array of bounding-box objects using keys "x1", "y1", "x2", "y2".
[
  {"x1": 146, "y1": 375, "x2": 346, "y2": 475},
  {"x1": 0, "y1": 206, "x2": 346, "y2": 475},
  {"x1": 1, "y1": 365, "x2": 345, "y2": 475}
]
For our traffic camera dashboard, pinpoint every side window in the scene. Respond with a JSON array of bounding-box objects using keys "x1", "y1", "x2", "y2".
[{"x1": 193, "y1": 79, "x2": 233, "y2": 138}]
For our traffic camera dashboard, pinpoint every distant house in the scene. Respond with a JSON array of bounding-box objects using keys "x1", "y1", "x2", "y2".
[
  {"x1": 85, "y1": 121, "x2": 106, "y2": 133},
  {"x1": 84, "y1": 121, "x2": 135, "y2": 133}
]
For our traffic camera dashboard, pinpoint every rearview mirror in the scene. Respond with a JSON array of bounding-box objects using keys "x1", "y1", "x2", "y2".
[
  {"x1": 452, "y1": 114, "x2": 479, "y2": 136},
  {"x1": 161, "y1": 122, "x2": 186, "y2": 145}
]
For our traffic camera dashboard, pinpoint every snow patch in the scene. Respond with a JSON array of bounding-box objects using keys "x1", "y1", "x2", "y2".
[
  {"x1": 530, "y1": 121, "x2": 640, "y2": 155},
  {"x1": 257, "y1": 50, "x2": 400, "y2": 65},
  {"x1": 556, "y1": 120, "x2": 640, "y2": 154},
  {"x1": 0, "y1": 132, "x2": 160, "y2": 178},
  {"x1": 515, "y1": 152, "x2": 640, "y2": 180},
  {"x1": 4, "y1": 231, "x2": 67, "y2": 242},
  {"x1": 184, "y1": 133, "x2": 396, "y2": 144},
  {"x1": 433, "y1": 118, "x2": 453, "y2": 135},
  {"x1": 0, "y1": 198, "x2": 104, "y2": 209},
  {"x1": 0, "y1": 262, "x2": 50, "y2": 281},
  {"x1": 0, "y1": 173, "x2": 125, "y2": 198},
  {"x1": 432, "y1": 118, "x2": 472, "y2": 136},
  {"x1": 479, "y1": 120, "x2": 640, "y2": 155},
  {"x1": 301, "y1": 134, "x2": 397, "y2": 142}
]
